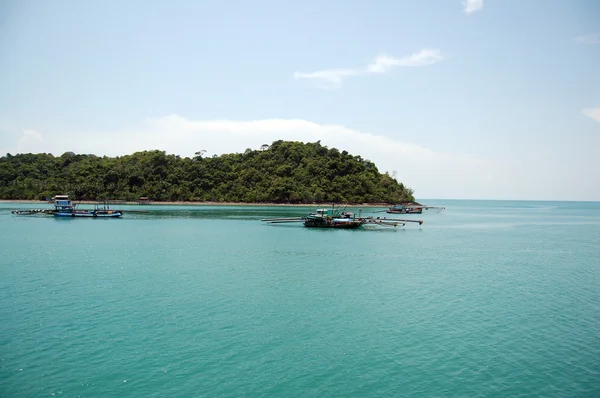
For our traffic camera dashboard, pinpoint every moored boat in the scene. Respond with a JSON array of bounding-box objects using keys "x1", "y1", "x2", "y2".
[
  {"x1": 53, "y1": 195, "x2": 77, "y2": 217},
  {"x1": 385, "y1": 203, "x2": 445, "y2": 214},
  {"x1": 303, "y1": 208, "x2": 364, "y2": 229},
  {"x1": 53, "y1": 195, "x2": 124, "y2": 218},
  {"x1": 13, "y1": 195, "x2": 123, "y2": 218},
  {"x1": 90, "y1": 201, "x2": 124, "y2": 218},
  {"x1": 386, "y1": 205, "x2": 423, "y2": 214},
  {"x1": 261, "y1": 206, "x2": 423, "y2": 229}
]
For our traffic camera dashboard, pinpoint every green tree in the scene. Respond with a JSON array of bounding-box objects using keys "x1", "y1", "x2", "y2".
[{"x1": 0, "y1": 141, "x2": 416, "y2": 204}]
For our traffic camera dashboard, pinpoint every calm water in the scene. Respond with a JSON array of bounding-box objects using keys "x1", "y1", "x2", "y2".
[{"x1": 1, "y1": 200, "x2": 599, "y2": 397}]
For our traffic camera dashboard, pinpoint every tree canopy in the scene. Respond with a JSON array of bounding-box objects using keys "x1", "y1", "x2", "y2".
[{"x1": 0, "y1": 140, "x2": 415, "y2": 204}]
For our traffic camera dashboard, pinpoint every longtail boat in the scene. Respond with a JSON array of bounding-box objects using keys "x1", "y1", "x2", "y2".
[
  {"x1": 386, "y1": 205, "x2": 423, "y2": 214},
  {"x1": 261, "y1": 206, "x2": 423, "y2": 229},
  {"x1": 384, "y1": 203, "x2": 446, "y2": 214}
]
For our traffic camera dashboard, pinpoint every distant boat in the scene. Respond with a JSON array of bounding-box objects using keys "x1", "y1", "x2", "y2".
[
  {"x1": 52, "y1": 195, "x2": 123, "y2": 218},
  {"x1": 12, "y1": 195, "x2": 123, "y2": 218},
  {"x1": 261, "y1": 206, "x2": 423, "y2": 229},
  {"x1": 386, "y1": 205, "x2": 423, "y2": 214},
  {"x1": 302, "y1": 208, "x2": 364, "y2": 229},
  {"x1": 385, "y1": 203, "x2": 446, "y2": 214}
]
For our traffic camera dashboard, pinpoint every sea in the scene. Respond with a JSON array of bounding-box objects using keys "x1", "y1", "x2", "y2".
[{"x1": 0, "y1": 200, "x2": 599, "y2": 397}]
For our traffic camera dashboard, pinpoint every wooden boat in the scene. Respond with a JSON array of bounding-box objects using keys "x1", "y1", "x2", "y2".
[
  {"x1": 386, "y1": 205, "x2": 423, "y2": 214},
  {"x1": 303, "y1": 208, "x2": 364, "y2": 229},
  {"x1": 261, "y1": 206, "x2": 423, "y2": 229},
  {"x1": 385, "y1": 203, "x2": 446, "y2": 214},
  {"x1": 90, "y1": 202, "x2": 124, "y2": 218}
]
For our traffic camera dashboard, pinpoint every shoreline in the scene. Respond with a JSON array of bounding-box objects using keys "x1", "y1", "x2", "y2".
[{"x1": 0, "y1": 199, "x2": 395, "y2": 208}]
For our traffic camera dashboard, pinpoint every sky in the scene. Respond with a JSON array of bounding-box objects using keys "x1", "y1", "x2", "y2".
[{"x1": 0, "y1": 0, "x2": 599, "y2": 201}]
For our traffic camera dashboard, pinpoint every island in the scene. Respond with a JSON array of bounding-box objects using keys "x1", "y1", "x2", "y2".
[{"x1": 0, "y1": 140, "x2": 415, "y2": 204}]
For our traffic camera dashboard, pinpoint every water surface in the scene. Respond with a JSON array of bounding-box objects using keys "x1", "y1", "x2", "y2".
[{"x1": 1, "y1": 200, "x2": 599, "y2": 397}]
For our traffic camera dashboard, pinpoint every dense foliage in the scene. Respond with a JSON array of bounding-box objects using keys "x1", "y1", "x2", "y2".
[{"x1": 0, "y1": 140, "x2": 414, "y2": 203}]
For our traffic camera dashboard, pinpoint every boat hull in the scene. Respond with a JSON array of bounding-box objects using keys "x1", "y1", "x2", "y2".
[
  {"x1": 54, "y1": 210, "x2": 123, "y2": 218},
  {"x1": 54, "y1": 212, "x2": 76, "y2": 217},
  {"x1": 386, "y1": 209, "x2": 422, "y2": 214},
  {"x1": 93, "y1": 210, "x2": 123, "y2": 217}
]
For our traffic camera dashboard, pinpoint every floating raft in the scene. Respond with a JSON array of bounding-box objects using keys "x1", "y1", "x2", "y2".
[{"x1": 11, "y1": 209, "x2": 54, "y2": 215}]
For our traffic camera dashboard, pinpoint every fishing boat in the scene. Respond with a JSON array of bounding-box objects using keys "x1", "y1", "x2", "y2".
[
  {"x1": 261, "y1": 206, "x2": 423, "y2": 229},
  {"x1": 386, "y1": 205, "x2": 423, "y2": 214},
  {"x1": 12, "y1": 195, "x2": 123, "y2": 218},
  {"x1": 385, "y1": 203, "x2": 446, "y2": 214},
  {"x1": 303, "y1": 208, "x2": 364, "y2": 229},
  {"x1": 92, "y1": 202, "x2": 123, "y2": 217},
  {"x1": 53, "y1": 195, "x2": 77, "y2": 217},
  {"x1": 55, "y1": 195, "x2": 123, "y2": 218}
]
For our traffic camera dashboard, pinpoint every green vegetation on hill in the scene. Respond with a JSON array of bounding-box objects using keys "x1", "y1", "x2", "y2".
[{"x1": 0, "y1": 140, "x2": 415, "y2": 204}]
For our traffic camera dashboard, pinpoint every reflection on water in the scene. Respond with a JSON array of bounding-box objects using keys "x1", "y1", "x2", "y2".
[{"x1": 127, "y1": 207, "x2": 310, "y2": 220}]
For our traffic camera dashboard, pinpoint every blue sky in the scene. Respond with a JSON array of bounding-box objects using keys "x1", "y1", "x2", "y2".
[{"x1": 1, "y1": 0, "x2": 599, "y2": 200}]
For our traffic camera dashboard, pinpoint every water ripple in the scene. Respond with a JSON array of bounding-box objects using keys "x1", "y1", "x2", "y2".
[{"x1": 1, "y1": 202, "x2": 599, "y2": 397}]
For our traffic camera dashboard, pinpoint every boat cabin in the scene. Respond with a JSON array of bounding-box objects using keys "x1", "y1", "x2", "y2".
[
  {"x1": 51, "y1": 195, "x2": 75, "y2": 213},
  {"x1": 311, "y1": 208, "x2": 354, "y2": 220},
  {"x1": 52, "y1": 195, "x2": 71, "y2": 205}
]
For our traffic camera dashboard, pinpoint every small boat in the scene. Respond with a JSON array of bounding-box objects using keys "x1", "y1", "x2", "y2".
[
  {"x1": 385, "y1": 203, "x2": 446, "y2": 214},
  {"x1": 386, "y1": 205, "x2": 423, "y2": 214},
  {"x1": 90, "y1": 202, "x2": 124, "y2": 218},
  {"x1": 303, "y1": 208, "x2": 364, "y2": 229}
]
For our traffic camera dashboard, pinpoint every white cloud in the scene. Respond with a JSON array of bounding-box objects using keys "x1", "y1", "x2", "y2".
[
  {"x1": 582, "y1": 106, "x2": 600, "y2": 122},
  {"x1": 293, "y1": 69, "x2": 360, "y2": 89},
  {"x1": 463, "y1": 0, "x2": 483, "y2": 14},
  {"x1": 575, "y1": 34, "x2": 600, "y2": 45},
  {"x1": 293, "y1": 49, "x2": 443, "y2": 88},
  {"x1": 17, "y1": 129, "x2": 44, "y2": 152},
  {"x1": 367, "y1": 50, "x2": 444, "y2": 73}
]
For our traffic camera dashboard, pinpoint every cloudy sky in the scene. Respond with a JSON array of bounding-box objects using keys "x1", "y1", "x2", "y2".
[{"x1": 1, "y1": 0, "x2": 599, "y2": 200}]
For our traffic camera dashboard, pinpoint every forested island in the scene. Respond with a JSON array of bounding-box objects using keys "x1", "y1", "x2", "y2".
[{"x1": 0, "y1": 140, "x2": 415, "y2": 204}]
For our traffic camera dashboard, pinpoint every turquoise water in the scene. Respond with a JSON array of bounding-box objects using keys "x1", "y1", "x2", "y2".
[{"x1": 1, "y1": 200, "x2": 599, "y2": 397}]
